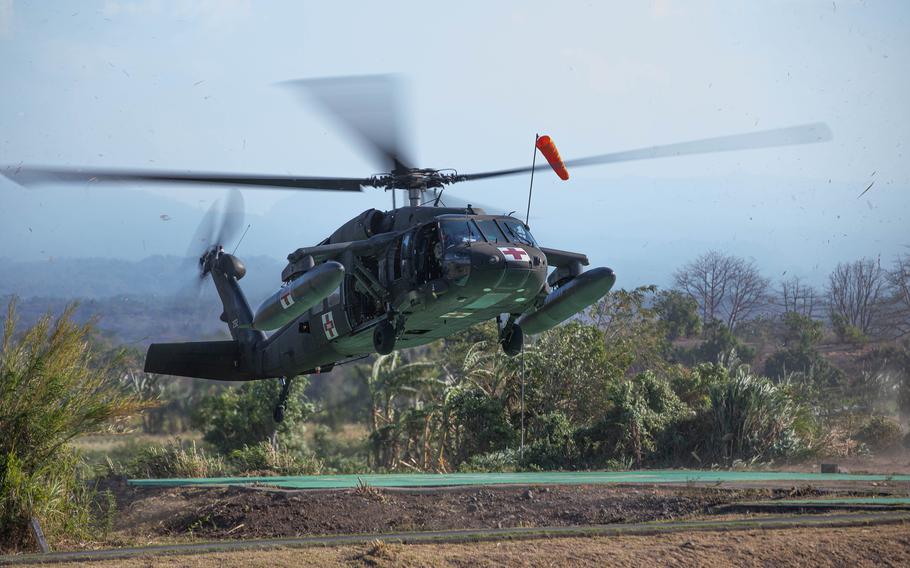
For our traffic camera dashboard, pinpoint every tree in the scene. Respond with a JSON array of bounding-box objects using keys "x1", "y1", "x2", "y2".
[
  {"x1": 886, "y1": 255, "x2": 910, "y2": 338},
  {"x1": 674, "y1": 251, "x2": 769, "y2": 331},
  {"x1": 777, "y1": 276, "x2": 821, "y2": 319},
  {"x1": 674, "y1": 250, "x2": 734, "y2": 326},
  {"x1": 826, "y1": 258, "x2": 887, "y2": 336},
  {"x1": 589, "y1": 286, "x2": 669, "y2": 376},
  {"x1": 654, "y1": 290, "x2": 701, "y2": 340},
  {"x1": 675, "y1": 320, "x2": 755, "y2": 366},
  {"x1": 1, "y1": 301, "x2": 144, "y2": 550},
  {"x1": 724, "y1": 257, "x2": 771, "y2": 330},
  {"x1": 194, "y1": 378, "x2": 315, "y2": 453}
]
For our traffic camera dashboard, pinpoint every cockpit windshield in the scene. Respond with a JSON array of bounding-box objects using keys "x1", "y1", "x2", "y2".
[
  {"x1": 439, "y1": 220, "x2": 482, "y2": 249},
  {"x1": 499, "y1": 219, "x2": 538, "y2": 247},
  {"x1": 475, "y1": 219, "x2": 508, "y2": 243}
]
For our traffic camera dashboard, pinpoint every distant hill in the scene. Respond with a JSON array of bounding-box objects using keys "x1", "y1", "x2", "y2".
[
  {"x1": 0, "y1": 255, "x2": 285, "y2": 300},
  {"x1": 0, "y1": 255, "x2": 287, "y2": 345}
]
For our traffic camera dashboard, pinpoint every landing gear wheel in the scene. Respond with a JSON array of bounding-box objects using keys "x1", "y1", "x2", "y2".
[
  {"x1": 273, "y1": 377, "x2": 292, "y2": 423},
  {"x1": 373, "y1": 320, "x2": 396, "y2": 355},
  {"x1": 500, "y1": 323, "x2": 523, "y2": 357}
]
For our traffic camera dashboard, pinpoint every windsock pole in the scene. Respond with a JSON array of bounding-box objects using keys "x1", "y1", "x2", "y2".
[{"x1": 525, "y1": 133, "x2": 539, "y2": 225}]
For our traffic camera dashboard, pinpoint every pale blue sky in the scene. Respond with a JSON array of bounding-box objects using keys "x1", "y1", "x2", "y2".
[{"x1": 1, "y1": 1, "x2": 908, "y2": 288}]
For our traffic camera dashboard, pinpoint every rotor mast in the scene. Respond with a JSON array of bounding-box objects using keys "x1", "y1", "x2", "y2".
[{"x1": 407, "y1": 186, "x2": 423, "y2": 207}]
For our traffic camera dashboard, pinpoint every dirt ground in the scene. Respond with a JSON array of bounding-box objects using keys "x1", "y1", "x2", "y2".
[
  {"x1": 99, "y1": 478, "x2": 837, "y2": 542},
  {"x1": 19, "y1": 523, "x2": 910, "y2": 567}
]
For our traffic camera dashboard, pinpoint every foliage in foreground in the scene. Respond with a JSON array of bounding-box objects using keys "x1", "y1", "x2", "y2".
[
  {"x1": 115, "y1": 439, "x2": 324, "y2": 479},
  {"x1": 193, "y1": 378, "x2": 315, "y2": 454},
  {"x1": 0, "y1": 301, "x2": 144, "y2": 550}
]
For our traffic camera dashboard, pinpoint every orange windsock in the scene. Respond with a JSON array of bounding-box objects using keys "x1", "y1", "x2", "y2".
[{"x1": 535, "y1": 135, "x2": 569, "y2": 180}]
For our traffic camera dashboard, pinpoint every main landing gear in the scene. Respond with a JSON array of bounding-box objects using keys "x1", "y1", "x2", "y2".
[
  {"x1": 499, "y1": 317, "x2": 523, "y2": 357},
  {"x1": 273, "y1": 376, "x2": 292, "y2": 423},
  {"x1": 373, "y1": 319, "x2": 396, "y2": 355}
]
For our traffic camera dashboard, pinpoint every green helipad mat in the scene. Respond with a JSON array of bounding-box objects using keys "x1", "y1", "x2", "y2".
[
  {"x1": 774, "y1": 497, "x2": 910, "y2": 506},
  {"x1": 128, "y1": 470, "x2": 910, "y2": 489}
]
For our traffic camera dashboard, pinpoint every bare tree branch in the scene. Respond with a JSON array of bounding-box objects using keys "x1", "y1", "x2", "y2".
[
  {"x1": 674, "y1": 250, "x2": 770, "y2": 331},
  {"x1": 826, "y1": 257, "x2": 887, "y2": 336}
]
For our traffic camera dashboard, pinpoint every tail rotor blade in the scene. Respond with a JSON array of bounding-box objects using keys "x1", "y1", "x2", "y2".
[
  {"x1": 216, "y1": 189, "x2": 245, "y2": 248},
  {"x1": 184, "y1": 199, "x2": 220, "y2": 261}
]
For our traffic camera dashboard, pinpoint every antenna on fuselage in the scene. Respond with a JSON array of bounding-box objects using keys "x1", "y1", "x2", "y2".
[{"x1": 525, "y1": 133, "x2": 539, "y2": 226}]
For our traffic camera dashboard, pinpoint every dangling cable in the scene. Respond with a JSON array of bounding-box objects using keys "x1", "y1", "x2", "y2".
[{"x1": 520, "y1": 341, "x2": 526, "y2": 459}]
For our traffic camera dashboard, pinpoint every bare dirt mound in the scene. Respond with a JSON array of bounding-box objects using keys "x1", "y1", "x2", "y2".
[{"x1": 109, "y1": 482, "x2": 824, "y2": 540}]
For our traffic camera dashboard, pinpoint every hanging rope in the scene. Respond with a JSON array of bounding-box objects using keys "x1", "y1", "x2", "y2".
[{"x1": 520, "y1": 341, "x2": 526, "y2": 459}]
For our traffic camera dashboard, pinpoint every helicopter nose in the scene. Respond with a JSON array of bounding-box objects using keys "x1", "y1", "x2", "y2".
[{"x1": 446, "y1": 243, "x2": 547, "y2": 289}]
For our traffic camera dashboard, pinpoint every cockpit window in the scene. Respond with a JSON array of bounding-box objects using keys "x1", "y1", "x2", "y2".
[
  {"x1": 439, "y1": 220, "x2": 482, "y2": 249},
  {"x1": 499, "y1": 220, "x2": 538, "y2": 247},
  {"x1": 475, "y1": 219, "x2": 508, "y2": 243}
]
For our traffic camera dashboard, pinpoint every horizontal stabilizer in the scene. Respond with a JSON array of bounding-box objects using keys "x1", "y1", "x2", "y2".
[{"x1": 144, "y1": 341, "x2": 258, "y2": 381}]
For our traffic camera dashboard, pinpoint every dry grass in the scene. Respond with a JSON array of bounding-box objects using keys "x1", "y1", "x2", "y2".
[
  {"x1": 353, "y1": 477, "x2": 386, "y2": 502},
  {"x1": 71, "y1": 432, "x2": 204, "y2": 453},
  {"x1": 14, "y1": 523, "x2": 910, "y2": 567}
]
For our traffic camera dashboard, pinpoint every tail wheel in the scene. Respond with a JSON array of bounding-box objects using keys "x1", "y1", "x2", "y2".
[
  {"x1": 373, "y1": 320, "x2": 396, "y2": 355},
  {"x1": 500, "y1": 324, "x2": 523, "y2": 357}
]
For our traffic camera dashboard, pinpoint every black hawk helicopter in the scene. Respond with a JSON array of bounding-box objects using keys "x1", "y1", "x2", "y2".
[{"x1": 2, "y1": 76, "x2": 832, "y2": 422}]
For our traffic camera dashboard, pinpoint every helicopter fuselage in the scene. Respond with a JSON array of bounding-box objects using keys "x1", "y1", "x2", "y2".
[
  {"x1": 255, "y1": 207, "x2": 549, "y2": 378},
  {"x1": 144, "y1": 205, "x2": 615, "y2": 387}
]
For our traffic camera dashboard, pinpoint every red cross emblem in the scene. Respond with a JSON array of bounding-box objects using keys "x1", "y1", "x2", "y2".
[
  {"x1": 497, "y1": 246, "x2": 531, "y2": 263},
  {"x1": 321, "y1": 311, "x2": 338, "y2": 340}
]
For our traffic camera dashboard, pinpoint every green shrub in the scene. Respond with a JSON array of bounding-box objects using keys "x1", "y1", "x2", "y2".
[
  {"x1": 853, "y1": 416, "x2": 903, "y2": 451},
  {"x1": 781, "y1": 312, "x2": 823, "y2": 349},
  {"x1": 125, "y1": 440, "x2": 226, "y2": 479},
  {"x1": 576, "y1": 372, "x2": 688, "y2": 467},
  {"x1": 675, "y1": 321, "x2": 755, "y2": 366},
  {"x1": 705, "y1": 368, "x2": 809, "y2": 464},
  {"x1": 654, "y1": 290, "x2": 701, "y2": 340},
  {"x1": 763, "y1": 347, "x2": 844, "y2": 388},
  {"x1": 458, "y1": 449, "x2": 520, "y2": 473},
  {"x1": 668, "y1": 363, "x2": 727, "y2": 410},
  {"x1": 0, "y1": 302, "x2": 144, "y2": 550},
  {"x1": 229, "y1": 441, "x2": 323, "y2": 476},
  {"x1": 193, "y1": 378, "x2": 314, "y2": 454},
  {"x1": 831, "y1": 314, "x2": 867, "y2": 344},
  {"x1": 521, "y1": 412, "x2": 577, "y2": 470},
  {"x1": 447, "y1": 389, "x2": 516, "y2": 465}
]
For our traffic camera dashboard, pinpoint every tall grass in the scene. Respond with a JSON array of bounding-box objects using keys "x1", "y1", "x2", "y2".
[
  {"x1": 0, "y1": 301, "x2": 144, "y2": 550},
  {"x1": 706, "y1": 367, "x2": 808, "y2": 464}
]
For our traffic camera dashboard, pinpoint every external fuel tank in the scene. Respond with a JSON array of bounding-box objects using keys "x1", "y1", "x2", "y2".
[{"x1": 252, "y1": 261, "x2": 345, "y2": 331}]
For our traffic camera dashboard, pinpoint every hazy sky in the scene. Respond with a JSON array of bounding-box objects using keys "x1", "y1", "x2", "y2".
[{"x1": 1, "y1": 1, "x2": 908, "y2": 289}]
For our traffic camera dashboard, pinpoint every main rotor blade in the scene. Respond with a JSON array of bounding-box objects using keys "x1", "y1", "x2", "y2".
[
  {"x1": 458, "y1": 122, "x2": 832, "y2": 182},
  {"x1": 281, "y1": 75, "x2": 413, "y2": 172},
  {"x1": 0, "y1": 166, "x2": 373, "y2": 191}
]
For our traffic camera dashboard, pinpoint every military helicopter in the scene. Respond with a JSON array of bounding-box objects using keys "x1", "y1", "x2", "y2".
[{"x1": 2, "y1": 76, "x2": 832, "y2": 422}]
